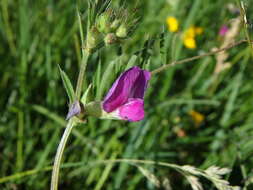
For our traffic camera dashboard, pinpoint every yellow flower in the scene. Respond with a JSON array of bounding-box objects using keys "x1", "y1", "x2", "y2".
[
  {"x1": 189, "y1": 110, "x2": 205, "y2": 126},
  {"x1": 183, "y1": 26, "x2": 203, "y2": 49},
  {"x1": 185, "y1": 26, "x2": 196, "y2": 38},
  {"x1": 166, "y1": 16, "x2": 179, "y2": 32},
  {"x1": 183, "y1": 37, "x2": 196, "y2": 49},
  {"x1": 185, "y1": 26, "x2": 203, "y2": 37}
]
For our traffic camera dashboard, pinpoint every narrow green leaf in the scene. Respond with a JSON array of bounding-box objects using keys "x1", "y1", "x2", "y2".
[
  {"x1": 96, "y1": 60, "x2": 116, "y2": 99},
  {"x1": 125, "y1": 55, "x2": 138, "y2": 70},
  {"x1": 81, "y1": 84, "x2": 92, "y2": 105},
  {"x1": 58, "y1": 65, "x2": 76, "y2": 103}
]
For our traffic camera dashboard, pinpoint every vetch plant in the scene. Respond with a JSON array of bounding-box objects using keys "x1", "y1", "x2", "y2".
[
  {"x1": 50, "y1": 1, "x2": 251, "y2": 190},
  {"x1": 50, "y1": 1, "x2": 141, "y2": 189}
]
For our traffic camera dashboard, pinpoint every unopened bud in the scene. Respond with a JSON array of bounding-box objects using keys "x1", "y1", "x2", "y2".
[
  {"x1": 86, "y1": 26, "x2": 103, "y2": 52},
  {"x1": 116, "y1": 24, "x2": 128, "y2": 38},
  {"x1": 97, "y1": 13, "x2": 111, "y2": 33},
  {"x1": 111, "y1": 19, "x2": 120, "y2": 31}
]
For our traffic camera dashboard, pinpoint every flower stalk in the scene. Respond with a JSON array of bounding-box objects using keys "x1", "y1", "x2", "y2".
[
  {"x1": 51, "y1": 18, "x2": 91, "y2": 190},
  {"x1": 50, "y1": 53, "x2": 90, "y2": 190},
  {"x1": 50, "y1": 119, "x2": 75, "y2": 190}
]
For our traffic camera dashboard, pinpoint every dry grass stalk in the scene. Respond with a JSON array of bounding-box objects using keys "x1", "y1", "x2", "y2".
[{"x1": 214, "y1": 17, "x2": 241, "y2": 74}]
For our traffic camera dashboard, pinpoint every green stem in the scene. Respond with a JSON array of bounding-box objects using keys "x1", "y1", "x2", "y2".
[
  {"x1": 50, "y1": 119, "x2": 75, "y2": 190},
  {"x1": 50, "y1": 50, "x2": 89, "y2": 190},
  {"x1": 50, "y1": 8, "x2": 91, "y2": 190},
  {"x1": 75, "y1": 51, "x2": 90, "y2": 99}
]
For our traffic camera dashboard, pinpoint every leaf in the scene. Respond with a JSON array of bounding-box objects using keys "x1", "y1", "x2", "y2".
[
  {"x1": 81, "y1": 84, "x2": 92, "y2": 105},
  {"x1": 96, "y1": 60, "x2": 116, "y2": 99},
  {"x1": 58, "y1": 65, "x2": 76, "y2": 103},
  {"x1": 125, "y1": 55, "x2": 138, "y2": 70}
]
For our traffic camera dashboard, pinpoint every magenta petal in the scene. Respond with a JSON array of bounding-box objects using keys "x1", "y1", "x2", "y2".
[
  {"x1": 103, "y1": 66, "x2": 150, "y2": 113},
  {"x1": 119, "y1": 98, "x2": 145, "y2": 122},
  {"x1": 130, "y1": 70, "x2": 151, "y2": 99}
]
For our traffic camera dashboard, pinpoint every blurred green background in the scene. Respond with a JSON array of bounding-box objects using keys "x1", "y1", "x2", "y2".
[{"x1": 1, "y1": 0, "x2": 253, "y2": 189}]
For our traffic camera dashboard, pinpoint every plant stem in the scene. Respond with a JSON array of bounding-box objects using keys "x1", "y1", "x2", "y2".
[
  {"x1": 151, "y1": 39, "x2": 248, "y2": 75},
  {"x1": 50, "y1": 33, "x2": 90, "y2": 190},
  {"x1": 50, "y1": 53, "x2": 90, "y2": 187},
  {"x1": 50, "y1": 10, "x2": 90, "y2": 189},
  {"x1": 50, "y1": 119, "x2": 75, "y2": 190},
  {"x1": 75, "y1": 51, "x2": 90, "y2": 99}
]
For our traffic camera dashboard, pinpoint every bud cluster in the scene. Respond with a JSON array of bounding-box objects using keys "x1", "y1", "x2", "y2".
[{"x1": 85, "y1": 8, "x2": 138, "y2": 52}]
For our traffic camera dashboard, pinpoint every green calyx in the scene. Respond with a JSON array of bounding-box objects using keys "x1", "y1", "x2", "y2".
[{"x1": 83, "y1": 101, "x2": 121, "y2": 120}]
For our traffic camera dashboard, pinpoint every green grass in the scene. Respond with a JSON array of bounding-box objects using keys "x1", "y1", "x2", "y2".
[{"x1": 1, "y1": 0, "x2": 253, "y2": 189}]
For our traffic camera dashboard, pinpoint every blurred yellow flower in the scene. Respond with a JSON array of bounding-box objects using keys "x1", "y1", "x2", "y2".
[
  {"x1": 189, "y1": 110, "x2": 205, "y2": 126},
  {"x1": 166, "y1": 16, "x2": 179, "y2": 32},
  {"x1": 183, "y1": 26, "x2": 203, "y2": 49},
  {"x1": 185, "y1": 26, "x2": 196, "y2": 38},
  {"x1": 183, "y1": 37, "x2": 196, "y2": 49}
]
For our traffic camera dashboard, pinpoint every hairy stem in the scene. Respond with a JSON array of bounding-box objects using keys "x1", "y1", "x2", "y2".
[
  {"x1": 50, "y1": 119, "x2": 75, "y2": 190},
  {"x1": 151, "y1": 39, "x2": 248, "y2": 75}
]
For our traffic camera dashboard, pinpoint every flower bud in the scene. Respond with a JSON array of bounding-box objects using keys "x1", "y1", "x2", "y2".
[
  {"x1": 97, "y1": 12, "x2": 111, "y2": 33},
  {"x1": 104, "y1": 33, "x2": 118, "y2": 45},
  {"x1": 86, "y1": 26, "x2": 103, "y2": 52},
  {"x1": 111, "y1": 19, "x2": 120, "y2": 31},
  {"x1": 116, "y1": 23, "x2": 128, "y2": 38}
]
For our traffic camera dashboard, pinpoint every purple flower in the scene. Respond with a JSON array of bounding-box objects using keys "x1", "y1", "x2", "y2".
[
  {"x1": 103, "y1": 66, "x2": 151, "y2": 122},
  {"x1": 219, "y1": 25, "x2": 229, "y2": 36}
]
